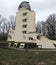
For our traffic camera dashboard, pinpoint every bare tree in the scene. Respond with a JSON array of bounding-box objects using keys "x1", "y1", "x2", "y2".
[
  {"x1": 9, "y1": 16, "x2": 15, "y2": 30},
  {"x1": 0, "y1": 15, "x2": 15, "y2": 41},
  {"x1": 41, "y1": 14, "x2": 56, "y2": 40}
]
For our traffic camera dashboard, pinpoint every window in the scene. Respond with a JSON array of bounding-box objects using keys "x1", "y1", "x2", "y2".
[
  {"x1": 23, "y1": 25, "x2": 27, "y2": 28},
  {"x1": 23, "y1": 13, "x2": 27, "y2": 16},
  {"x1": 37, "y1": 45, "x2": 42, "y2": 48},
  {"x1": 29, "y1": 37, "x2": 34, "y2": 40},
  {"x1": 36, "y1": 35, "x2": 40, "y2": 40},
  {"x1": 23, "y1": 19, "x2": 27, "y2": 22},
  {"x1": 53, "y1": 43, "x2": 56, "y2": 47},
  {"x1": 9, "y1": 35, "x2": 12, "y2": 39},
  {"x1": 23, "y1": 31, "x2": 27, "y2": 34}
]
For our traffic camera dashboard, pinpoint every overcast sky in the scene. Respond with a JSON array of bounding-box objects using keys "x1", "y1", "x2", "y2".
[{"x1": 0, "y1": 0, "x2": 56, "y2": 23}]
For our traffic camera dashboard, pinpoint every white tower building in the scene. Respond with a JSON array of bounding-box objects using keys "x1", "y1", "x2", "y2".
[
  {"x1": 8, "y1": 1, "x2": 37, "y2": 42},
  {"x1": 8, "y1": 1, "x2": 56, "y2": 48}
]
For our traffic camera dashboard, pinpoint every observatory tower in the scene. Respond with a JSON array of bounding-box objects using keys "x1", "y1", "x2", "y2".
[{"x1": 8, "y1": 1, "x2": 55, "y2": 48}]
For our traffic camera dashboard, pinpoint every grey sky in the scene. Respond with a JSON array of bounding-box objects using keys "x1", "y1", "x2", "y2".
[{"x1": 0, "y1": 0, "x2": 56, "y2": 23}]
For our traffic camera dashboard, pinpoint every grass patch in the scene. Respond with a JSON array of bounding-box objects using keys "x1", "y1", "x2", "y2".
[{"x1": 0, "y1": 48, "x2": 56, "y2": 65}]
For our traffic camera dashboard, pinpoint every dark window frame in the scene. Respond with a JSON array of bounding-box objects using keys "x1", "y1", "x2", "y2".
[
  {"x1": 23, "y1": 25, "x2": 27, "y2": 28},
  {"x1": 23, "y1": 19, "x2": 27, "y2": 22},
  {"x1": 23, "y1": 31, "x2": 27, "y2": 34},
  {"x1": 29, "y1": 37, "x2": 34, "y2": 40},
  {"x1": 23, "y1": 12, "x2": 27, "y2": 16}
]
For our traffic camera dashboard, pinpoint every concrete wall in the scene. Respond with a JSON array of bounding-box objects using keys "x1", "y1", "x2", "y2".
[{"x1": 8, "y1": 7, "x2": 36, "y2": 42}]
